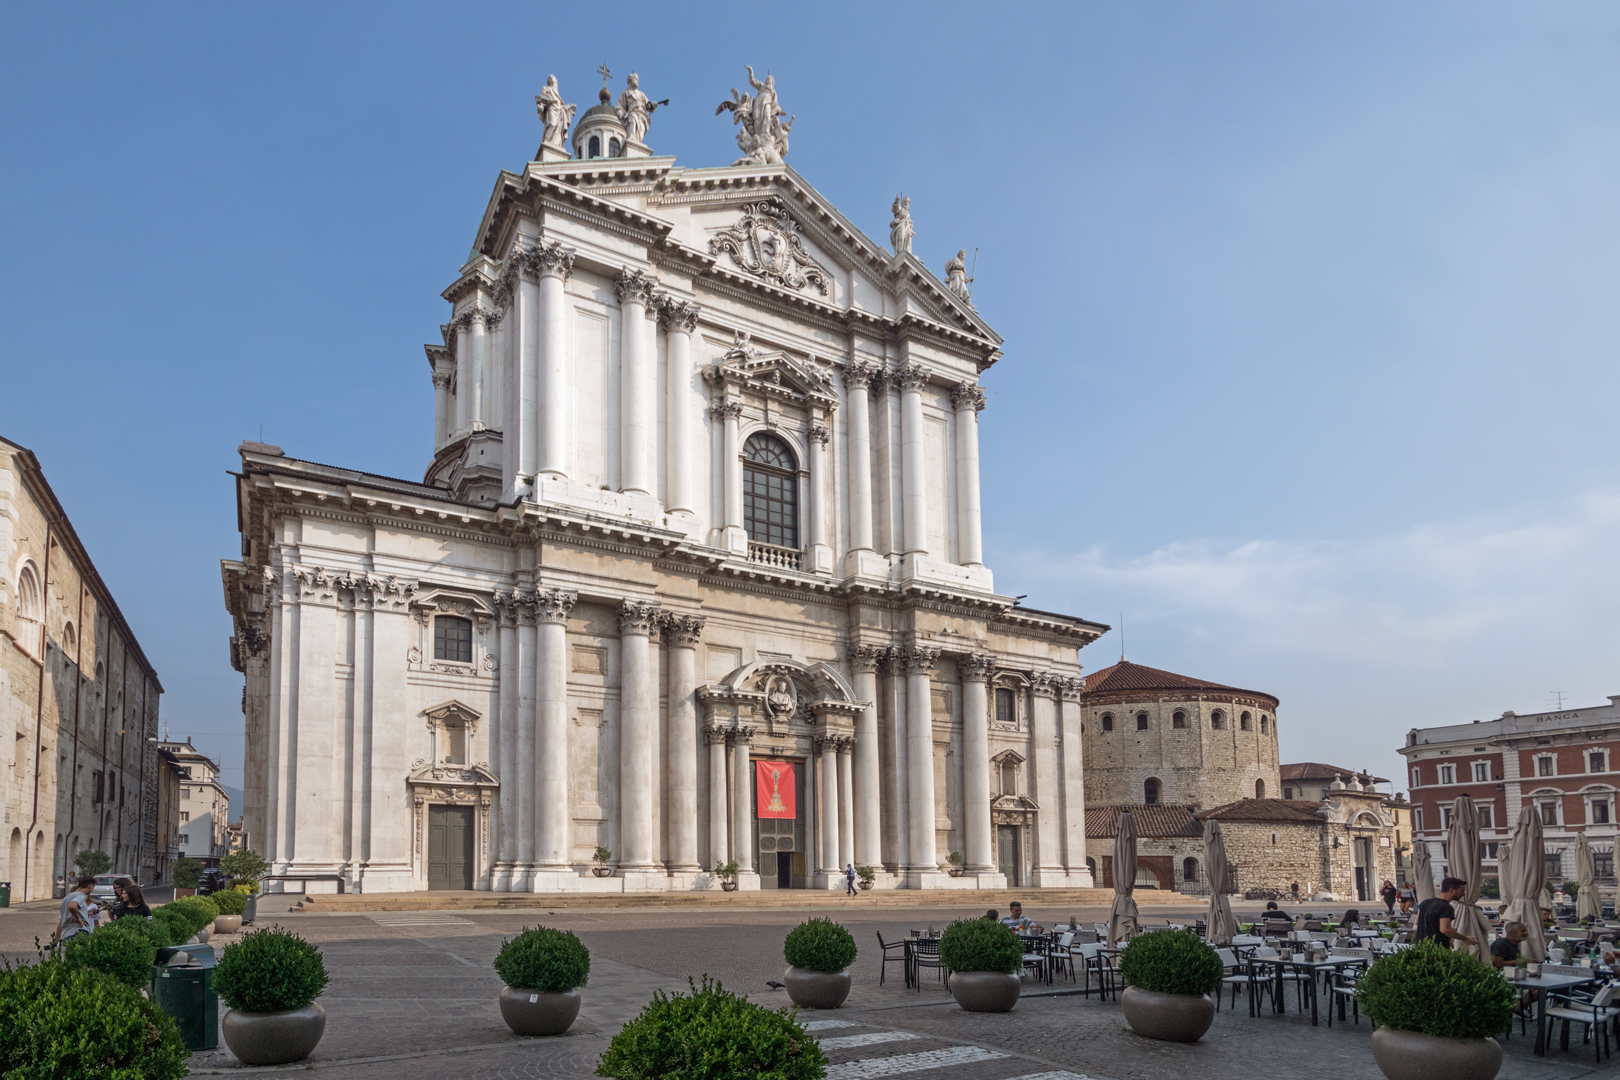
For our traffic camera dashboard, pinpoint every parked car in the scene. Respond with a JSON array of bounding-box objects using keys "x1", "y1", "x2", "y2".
[{"x1": 197, "y1": 868, "x2": 229, "y2": 896}]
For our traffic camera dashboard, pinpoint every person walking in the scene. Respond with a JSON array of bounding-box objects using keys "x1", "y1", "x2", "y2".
[
  {"x1": 1414, "y1": 877, "x2": 1478, "y2": 949},
  {"x1": 1380, "y1": 879, "x2": 1398, "y2": 915},
  {"x1": 844, "y1": 863, "x2": 858, "y2": 897},
  {"x1": 1398, "y1": 882, "x2": 1415, "y2": 914},
  {"x1": 53, "y1": 876, "x2": 96, "y2": 948}
]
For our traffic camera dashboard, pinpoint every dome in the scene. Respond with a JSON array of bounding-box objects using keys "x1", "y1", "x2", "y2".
[{"x1": 573, "y1": 87, "x2": 627, "y2": 160}]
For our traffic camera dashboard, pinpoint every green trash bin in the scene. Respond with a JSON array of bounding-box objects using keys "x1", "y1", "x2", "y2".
[
  {"x1": 0, "y1": 881, "x2": 10, "y2": 908},
  {"x1": 153, "y1": 945, "x2": 218, "y2": 1050}
]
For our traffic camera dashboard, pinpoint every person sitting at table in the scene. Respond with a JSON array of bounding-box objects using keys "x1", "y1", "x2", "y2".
[
  {"x1": 1001, "y1": 902, "x2": 1035, "y2": 932},
  {"x1": 1415, "y1": 877, "x2": 1479, "y2": 950},
  {"x1": 1261, "y1": 901, "x2": 1293, "y2": 926},
  {"x1": 1341, "y1": 909, "x2": 1362, "y2": 929},
  {"x1": 985, "y1": 909, "x2": 999, "y2": 922},
  {"x1": 1491, "y1": 923, "x2": 1536, "y2": 1014}
]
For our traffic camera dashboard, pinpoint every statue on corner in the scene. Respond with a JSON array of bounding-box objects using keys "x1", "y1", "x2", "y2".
[
  {"x1": 535, "y1": 75, "x2": 577, "y2": 152},
  {"x1": 615, "y1": 73, "x2": 666, "y2": 147},
  {"x1": 716, "y1": 64, "x2": 796, "y2": 166},
  {"x1": 945, "y1": 249, "x2": 971, "y2": 300},
  {"x1": 890, "y1": 196, "x2": 914, "y2": 256}
]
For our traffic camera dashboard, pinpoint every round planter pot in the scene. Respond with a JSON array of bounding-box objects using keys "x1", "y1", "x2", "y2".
[
  {"x1": 947, "y1": 868, "x2": 964, "y2": 877},
  {"x1": 214, "y1": 914, "x2": 243, "y2": 934},
  {"x1": 591, "y1": 866, "x2": 612, "y2": 878},
  {"x1": 1121, "y1": 987, "x2": 1216, "y2": 1043},
  {"x1": 1370, "y1": 1027, "x2": 1502, "y2": 1080},
  {"x1": 859, "y1": 880, "x2": 873, "y2": 890},
  {"x1": 499, "y1": 986, "x2": 581, "y2": 1036},
  {"x1": 195, "y1": 927, "x2": 211, "y2": 944},
  {"x1": 721, "y1": 881, "x2": 739, "y2": 891},
  {"x1": 784, "y1": 966, "x2": 852, "y2": 1009},
  {"x1": 221, "y1": 1003, "x2": 327, "y2": 1066},
  {"x1": 949, "y1": 971, "x2": 1021, "y2": 1013}
]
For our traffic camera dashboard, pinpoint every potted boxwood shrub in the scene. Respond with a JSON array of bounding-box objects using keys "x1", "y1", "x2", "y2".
[
  {"x1": 592, "y1": 846, "x2": 613, "y2": 877},
  {"x1": 64, "y1": 920, "x2": 158, "y2": 989},
  {"x1": 172, "y1": 895, "x2": 220, "y2": 940},
  {"x1": 937, "y1": 918, "x2": 1022, "y2": 1012},
  {"x1": 855, "y1": 865, "x2": 876, "y2": 891},
  {"x1": 1118, "y1": 929, "x2": 1223, "y2": 1042},
  {"x1": 209, "y1": 887, "x2": 247, "y2": 933},
  {"x1": 714, "y1": 859, "x2": 740, "y2": 892},
  {"x1": 172, "y1": 857, "x2": 202, "y2": 897},
  {"x1": 782, "y1": 917, "x2": 857, "y2": 1009},
  {"x1": 0, "y1": 958, "x2": 188, "y2": 1078},
  {"x1": 598, "y1": 976, "x2": 826, "y2": 1079},
  {"x1": 1357, "y1": 941, "x2": 1515, "y2": 1080},
  {"x1": 214, "y1": 927, "x2": 330, "y2": 1066},
  {"x1": 493, "y1": 925, "x2": 591, "y2": 1036}
]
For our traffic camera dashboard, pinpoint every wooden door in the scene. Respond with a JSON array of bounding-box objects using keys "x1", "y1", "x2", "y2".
[
  {"x1": 427, "y1": 805, "x2": 474, "y2": 890},
  {"x1": 997, "y1": 825, "x2": 1020, "y2": 886}
]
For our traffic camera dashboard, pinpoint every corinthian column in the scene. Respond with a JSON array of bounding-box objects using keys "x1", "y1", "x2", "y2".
[
  {"x1": 505, "y1": 246, "x2": 540, "y2": 499},
  {"x1": 468, "y1": 308, "x2": 489, "y2": 430},
  {"x1": 616, "y1": 268, "x2": 658, "y2": 496},
  {"x1": 896, "y1": 363, "x2": 932, "y2": 557},
  {"x1": 533, "y1": 590, "x2": 577, "y2": 876},
  {"x1": 617, "y1": 599, "x2": 661, "y2": 873},
  {"x1": 515, "y1": 596, "x2": 539, "y2": 883},
  {"x1": 902, "y1": 646, "x2": 942, "y2": 883},
  {"x1": 958, "y1": 653, "x2": 996, "y2": 875},
  {"x1": 706, "y1": 724, "x2": 729, "y2": 873},
  {"x1": 476, "y1": 308, "x2": 500, "y2": 430},
  {"x1": 807, "y1": 419, "x2": 831, "y2": 572},
  {"x1": 491, "y1": 593, "x2": 521, "y2": 890},
  {"x1": 816, "y1": 733, "x2": 841, "y2": 884},
  {"x1": 662, "y1": 613, "x2": 705, "y2": 872},
  {"x1": 730, "y1": 725, "x2": 757, "y2": 881},
  {"x1": 842, "y1": 362, "x2": 877, "y2": 559},
  {"x1": 715, "y1": 401, "x2": 747, "y2": 553},
  {"x1": 452, "y1": 309, "x2": 475, "y2": 438},
  {"x1": 659, "y1": 299, "x2": 701, "y2": 517},
  {"x1": 1059, "y1": 677, "x2": 1090, "y2": 884},
  {"x1": 837, "y1": 738, "x2": 854, "y2": 872},
  {"x1": 1029, "y1": 672, "x2": 1063, "y2": 885},
  {"x1": 950, "y1": 382, "x2": 986, "y2": 568},
  {"x1": 535, "y1": 241, "x2": 575, "y2": 480},
  {"x1": 849, "y1": 645, "x2": 884, "y2": 868},
  {"x1": 432, "y1": 370, "x2": 451, "y2": 451}
]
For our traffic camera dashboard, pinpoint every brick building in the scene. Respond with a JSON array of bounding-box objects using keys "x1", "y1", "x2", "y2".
[
  {"x1": 1, "y1": 437, "x2": 164, "y2": 900},
  {"x1": 1403, "y1": 697, "x2": 1620, "y2": 897}
]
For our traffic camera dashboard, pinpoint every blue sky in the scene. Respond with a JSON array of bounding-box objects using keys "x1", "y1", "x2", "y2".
[{"x1": 4, "y1": 2, "x2": 1618, "y2": 802}]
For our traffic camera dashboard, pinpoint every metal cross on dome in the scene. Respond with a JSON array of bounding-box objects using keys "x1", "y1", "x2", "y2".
[{"x1": 597, "y1": 63, "x2": 611, "y2": 90}]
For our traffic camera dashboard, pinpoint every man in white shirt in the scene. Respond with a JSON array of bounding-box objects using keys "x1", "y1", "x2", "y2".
[
  {"x1": 1001, "y1": 901, "x2": 1035, "y2": 932},
  {"x1": 54, "y1": 876, "x2": 96, "y2": 946}
]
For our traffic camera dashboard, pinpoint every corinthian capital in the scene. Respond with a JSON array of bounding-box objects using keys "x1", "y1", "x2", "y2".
[
  {"x1": 894, "y1": 362, "x2": 932, "y2": 392},
  {"x1": 614, "y1": 267, "x2": 659, "y2": 307},
  {"x1": 659, "y1": 612, "x2": 706, "y2": 647},
  {"x1": 431, "y1": 371, "x2": 451, "y2": 390},
  {"x1": 842, "y1": 359, "x2": 879, "y2": 391},
  {"x1": 534, "y1": 589, "x2": 577, "y2": 625},
  {"x1": 711, "y1": 401, "x2": 745, "y2": 421},
  {"x1": 848, "y1": 644, "x2": 887, "y2": 674},
  {"x1": 617, "y1": 598, "x2": 662, "y2": 636},
  {"x1": 656, "y1": 296, "x2": 701, "y2": 334},
  {"x1": 899, "y1": 646, "x2": 941, "y2": 676},
  {"x1": 957, "y1": 653, "x2": 996, "y2": 684},
  {"x1": 515, "y1": 239, "x2": 574, "y2": 283},
  {"x1": 728, "y1": 725, "x2": 757, "y2": 747},
  {"x1": 950, "y1": 381, "x2": 987, "y2": 413},
  {"x1": 705, "y1": 724, "x2": 732, "y2": 746},
  {"x1": 1060, "y1": 676, "x2": 1085, "y2": 701},
  {"x1": 1029, "y1": 670, "x2": 1059, "y2": 699}
]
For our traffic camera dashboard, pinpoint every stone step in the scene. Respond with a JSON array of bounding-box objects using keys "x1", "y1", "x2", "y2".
[{"x1": 293, "y1": 886, "x2": 1205, "y2": 913}]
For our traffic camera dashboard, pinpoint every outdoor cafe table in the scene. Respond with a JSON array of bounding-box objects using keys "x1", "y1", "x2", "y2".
[
  {"x1": 1514, "y1": 971, "x2": 1601, "y2": 1056},
  {"x1": 1247, "y1": 955, "x2": 1367, "y2": 1026}
]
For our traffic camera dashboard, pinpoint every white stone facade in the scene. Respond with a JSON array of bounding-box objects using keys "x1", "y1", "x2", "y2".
[{"x1": 223, "y1": 86, "x2": 1105, "y2": 893}]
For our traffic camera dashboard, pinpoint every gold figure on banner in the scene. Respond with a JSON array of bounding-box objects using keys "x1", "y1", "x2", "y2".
[{"x1": 766, "y1": 766, "x2": 788, "y2": 814}]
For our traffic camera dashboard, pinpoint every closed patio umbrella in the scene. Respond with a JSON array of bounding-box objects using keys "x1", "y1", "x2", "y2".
[
  {"x1": 1501, "y1": 804, "x2": 1548, "y2": 962},
  {"x1": 1576, "y1": 831, "x2": 1601, "y2": 921},
  {"x1": 1203, "y1": 820, "x2": 1238, "y2": 944},
  {"x1": 1412, "y1": 841, "x2": 1435, "y2": 904},
  {"x1": 1497, "y1": 841, "x2": 1514, "y2": 909},
  {"x1": 1444, "y1": 795, "x2": 1491, "y2": 959},
  {"x1": 1107, "y1": 809, "x2": 1140, "y2": 948}
]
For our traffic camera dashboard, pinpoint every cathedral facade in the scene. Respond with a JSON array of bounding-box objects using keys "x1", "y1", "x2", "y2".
[{"x1": 222, "y1": 71, "x2": 1104, "y2": 894}]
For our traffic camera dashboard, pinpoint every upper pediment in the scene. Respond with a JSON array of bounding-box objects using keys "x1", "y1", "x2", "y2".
[{"x1": 705, "y1": 332, "x2": 839, "y2": 411}]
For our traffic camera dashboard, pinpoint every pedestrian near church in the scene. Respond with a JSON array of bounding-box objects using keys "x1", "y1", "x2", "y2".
[
  {"x1": 1380, "y1": 879, "x2": 1397, "y2": 914},
  {"x1": 1414, "y1": 877, "x2": 1478, "y2": 949},
  {"x1": 844, "y1": 864, "x2": 857, "y2": 897}
]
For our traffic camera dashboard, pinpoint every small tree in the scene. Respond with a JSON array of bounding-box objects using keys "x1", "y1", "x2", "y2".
[
  {"x1": 219, "y1": 848, "x2": 269, "y2": 886},
  {"x1": 172, "y1": 858, "x2": 203, "y2": 890},
  {"x1": 74, "y1": 849, "x2": 111, "y2": 878},
  {"x1": 593, "y1": 846, "x2": 612, "y2": 865}
]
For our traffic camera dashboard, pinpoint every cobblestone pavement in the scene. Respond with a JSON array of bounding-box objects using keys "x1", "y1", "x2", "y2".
[{"x1": 7, "y1": 901, "x2": 1620, "y2": 1079}]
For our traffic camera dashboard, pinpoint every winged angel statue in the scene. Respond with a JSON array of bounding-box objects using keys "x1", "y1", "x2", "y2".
[{"x1": 715, "y1": 65, "x2": 795, "y2": 165}]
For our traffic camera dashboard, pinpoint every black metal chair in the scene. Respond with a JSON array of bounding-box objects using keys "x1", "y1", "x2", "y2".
[
  {"x1": 875, "y1": 932, "x2": 908, "y2": 987},
  {"x1": 911, "y1": 937, "x2": 947, "y2": 991}
]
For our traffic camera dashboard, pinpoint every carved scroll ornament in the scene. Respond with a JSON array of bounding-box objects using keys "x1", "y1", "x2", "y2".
[{"x1": 708, "y1": 198, "x2": 830, "y2": 296}]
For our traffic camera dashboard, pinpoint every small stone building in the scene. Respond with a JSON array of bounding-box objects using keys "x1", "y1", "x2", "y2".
[{"x1": 1086, "y1": 804, "x2": 1207, "y2": 894}]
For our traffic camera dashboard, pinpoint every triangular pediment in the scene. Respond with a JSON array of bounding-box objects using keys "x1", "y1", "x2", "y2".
[{"x1": 706, "y1": 337, "x2": 839, "y2": 411}]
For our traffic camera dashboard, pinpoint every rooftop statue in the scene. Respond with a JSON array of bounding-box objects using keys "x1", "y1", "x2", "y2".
[
  {"x1": 889, "y1": 196, "x2": 914, "y2": 257},
  {"x1": 945, "y1": 249, "x2": 971, "y2": 300},
  {"x1": 535, "y1": 75, "x2": 577, "y2": 152},
  {"x1": 716, "y1": 65, "x2": 796, "y2": 166},
  {"x1": 615, "y1": 72, "x2": 667, "y2": 147}
]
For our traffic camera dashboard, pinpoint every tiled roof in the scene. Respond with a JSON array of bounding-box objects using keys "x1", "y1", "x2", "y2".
[
  {"x1": 1085, "y1": 804, "x2": 1205, "y2": 840},
  {"x1": 1281, "y1": 762, "x2": 1390, "y2": 785},
  {"x1": 1080, "y1": 660, "x2": 1276, "y2": 704},
  {"x1": 1196, "y1": 799, "x2": 1325, "y2": 824}
]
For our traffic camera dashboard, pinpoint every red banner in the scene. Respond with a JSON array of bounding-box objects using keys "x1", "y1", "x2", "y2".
[{"x1": 756, "y1": 760, "x2": 796, "y2": 819}]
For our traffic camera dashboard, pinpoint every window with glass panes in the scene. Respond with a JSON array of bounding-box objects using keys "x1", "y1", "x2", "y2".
[
  {"x1": 434, "y1": 616, "x2": 473, "y2": 663},
  {"x1": 742, "y1": 434, "x2": 797, "y2": 548},
  {"x1": 1546, "y1": 852, "x2": 1564, "y2": 881},
  {"x1": 1596, "y1": 851, "x2": 1615, "y2": 881},
  {"x1": 995, "y1": 688, "x2": 1015, "y2": 727}
]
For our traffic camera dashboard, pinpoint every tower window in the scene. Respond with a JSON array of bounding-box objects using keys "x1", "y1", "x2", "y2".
[
  {"x1": 434, "y1": 616, "x2": 473, "y2": 663},
  {"x1": 1256, "y1": 779, "x2": 1266, "y2": 799},
  {"x1": 1136, "y1": 712, "x2": 1148, "y2": 731},
  {"x1": 1100, "y1": 713, "x2": 1114, "y2": 732},
  {"x1": 1210, "y1": 710, "x2": 1224, "y2": 730},
  {"x1": 1240, "y1": 711, "x2": 1252, "y2": 731},
  {"x1": 995, "y1": 687, "x2": 1015, "y2": 727},
  {"x1": 1144, "y1": 777, "x2": 1161, "y2": 805},
  {"x1": 588, "y1": 135, "x2": 601, "y2": 157},
  {"x1": 1172, "y1": 710, "x2": 1186, "y2": 729},
  {"x1": 1183, "y1": 857, "x2": 1198, "y2": 883},
  {"x1": 1260, "y1": 715, "x2": 1269, "y2": 734},
  {"x1": 743, "y1": 434, "x2": 798, "y2": 548},
  {"x1": 609, "y1": 137, "x2": 623, "y2": 157}
]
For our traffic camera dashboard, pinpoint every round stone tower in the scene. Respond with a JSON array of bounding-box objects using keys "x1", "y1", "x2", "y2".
[{"x1": 1080, "y1": 660, "x2": 1281, "y2": 810}]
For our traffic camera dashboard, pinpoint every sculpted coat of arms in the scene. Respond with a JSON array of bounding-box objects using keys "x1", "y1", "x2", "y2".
[{"x1": 709, "y1": 198, "x2": 830, "y2": 296}]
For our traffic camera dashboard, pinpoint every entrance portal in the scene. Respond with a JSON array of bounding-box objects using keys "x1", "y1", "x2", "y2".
[
  {"x1": 427, "y1": 805, "x2": 474, "y2": 890},
  {"x1": 997, "y1": 825, "x2": 1020, "y2": 887},
  {"x1": 755, "y1": 760, "x2": 806, "y2": 889}
]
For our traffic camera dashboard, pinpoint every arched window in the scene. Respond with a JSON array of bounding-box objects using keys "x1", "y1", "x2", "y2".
[
  {"x1": 609, "y1": 137, "x2": 623, "y2": 157},
  {"x1": 588, "y1": 135, "x2": 601, "y2": 157},
  {"x1": 61, "y1": 622, "x2": 76, "y2": 664},
  {"x1": 1183, "y1": 857, "x2": 1198, "y2": 883},
  {"x1": 1260, "y1": 715, "x2": 1270, "y2": 734},
  {"x1": 14, "y1": 562, "x2": 42, "y2": 648},
  {"x1": 1210, "y1": 710, "x2": 1225, "y2": 730},
  {"x1": 1100, "y1": 712, "x2": 1114, "y2": 732},
  {"x1": 1135, "y1": 712, "x2": 1149, "y2": 731},
  {"x1": 743, "y1": 434, "x2": 798, "y2": 549},
  {"x1": 1240, "y1": 711, "x2": 1252, "y2": 731},
  {"x1": 1256, "y1": 779, "x2": 1266, "y2": 799},
  {"x1": 995, "y1": 687, "x2": 1016, "y2": 727},
  {"x1": 1144, "y1": 777, "x2": 1160, "y2": 804},
  {"x1": 1172, "y1": 710, "x2": 1186, "y2": 729},
  {"x1": 434, "y1": 616, "x2": 473, "y2": 663},
  {"x1": 1086, "y1": 856, "x2": 1097, "y2": 879}
]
